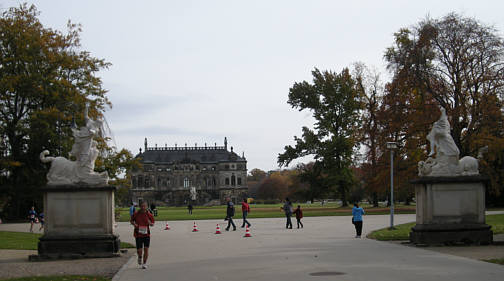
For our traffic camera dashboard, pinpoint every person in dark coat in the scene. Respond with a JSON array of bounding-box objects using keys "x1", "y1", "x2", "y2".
[
  {"x1": 294, "y1": 205, "x2": 303, "y2": 228},
  {"x1": 225, "y1": 197, "x2": 236, "y2": 231},
  {"x1": 281, "y1": 198, "x2": 293, "y2": 229}
]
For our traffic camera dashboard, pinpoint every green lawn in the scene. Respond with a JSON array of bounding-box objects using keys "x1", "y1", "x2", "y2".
[
  {"x1": 118, "y1": 203, "x2": 416, "y2": 222},
  {"x1": 0, "y1": 231, "x2": 134, "y2": 250},
  {"x1": 483, "y1": 258, "x2": 504, "y2": 265},
  {"x1": 367, "y1": 214, "x2": 504, "y2": 241},
  {"x1": 0, "y1": 276, "x2": 110, "y2": 281}
]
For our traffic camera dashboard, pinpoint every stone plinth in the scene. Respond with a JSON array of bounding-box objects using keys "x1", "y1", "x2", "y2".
[
  {"x1": 409, "y1": 176, "x2": 492, "y2": 245},
  {"x1": 30, "y1": 185, "x2": 120, "y2": 260}
]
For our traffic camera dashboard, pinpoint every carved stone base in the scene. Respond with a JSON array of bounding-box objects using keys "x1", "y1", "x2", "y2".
[
  {"x1": 30, "y1": 234, "x2": 120, "y2": 261},
  {"x1": 31, "y1": 185, "x2": 120, "y2": 261},
  {"x1": 409, "y1": 224, "x2": 493, "y2": 245},
  {"x1": 409, "y1": 176, "x2": 491, "y2": 245}
]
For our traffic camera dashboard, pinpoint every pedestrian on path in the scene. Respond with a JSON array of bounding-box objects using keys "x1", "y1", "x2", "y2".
[
  {"x1": 294, "y1": 205, "x2": 303, "y2": 228},
  {"x1": 225, "y1": 197, "x2": 236, "y2": 231},
  {"x1": 188, "y1": 204, "x2": 193, "y2": 215},
  {"x1": 38, "y1": 212, "x2": 45, "y2": 231},
  {"x1": 352, "y1": 203, "x2": 365, "y2": 238},
  {"x1": 129, "y1": 202, "x2": 136, "y2": 218},
  {"x1": 130, "y1": 201, "x2": 155, "y2": 269},
  {"x1": 281, "y1": 198, "x2": 293, "y2": 229},
  {"x1": 28, "y1": 206, "x2": 37, "y2": 232},
  {"x1": 241, "y1": 198, "x2": 251, "y2": 228}
]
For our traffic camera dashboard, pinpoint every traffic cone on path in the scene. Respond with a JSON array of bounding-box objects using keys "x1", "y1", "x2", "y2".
[
  {"x1": 164, "y1": 222, "x2": 170, "y2": 230},
  {"x1": 244, "y1": 225, "x2": 252, "y2": 237},
  {"x1": 192, "y1": 221, "x2": 199, "y2": 232},
  {"x1": 215, "y1": 224, "x2": 222, "y2": 234}
]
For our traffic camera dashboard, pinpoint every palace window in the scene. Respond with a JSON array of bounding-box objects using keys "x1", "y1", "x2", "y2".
[
  {"x1": 225, "y1": 178, "x2": 230, "y2": 185},
  {"x1": 231, "y1": 175, "x2": 236, "y2": 186},
  {"x1": 184, "y1": 177, "x2": 190, "y2": 188},
  {"x1": 238, "y1": 177, "x2": 242, "y2": 185}
]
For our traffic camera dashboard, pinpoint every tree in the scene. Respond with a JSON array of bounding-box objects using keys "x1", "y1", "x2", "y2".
[
  {"x1": 256, "y1": 172, "x2": 289, "y2": 201},
  {"x1": 353, "y1": 63, "x2": 386, "y2": 206},
  {"x1": 384, "y1": 13, "x2": 504, "y2": 204},
  {"x1": 0, "y1": 4, "x2": 111, "y2": 218},
  {"x1": 278, "y1": 68, "x2": 363, "y2": 206}
]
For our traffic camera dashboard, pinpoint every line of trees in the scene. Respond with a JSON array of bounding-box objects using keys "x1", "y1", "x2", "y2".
[{"x1": 274, "y1": 13, "x2": 504, "y2": 206}]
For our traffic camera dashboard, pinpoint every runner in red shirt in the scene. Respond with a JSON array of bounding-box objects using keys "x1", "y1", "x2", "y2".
[{"x1": 130, "y1": 201, "x2": 155, "y2": 269}]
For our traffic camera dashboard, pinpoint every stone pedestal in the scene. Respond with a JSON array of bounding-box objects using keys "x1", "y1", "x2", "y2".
[
  {"x1": 409, "y1": 176, "x2": 492, "y2": 245},
  {"x1": 30, "y1": 185, "x2": 120, "y2": 260}
]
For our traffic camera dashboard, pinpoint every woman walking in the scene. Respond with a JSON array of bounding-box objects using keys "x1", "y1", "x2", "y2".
[{"x1": 352, "y1": 203, "x2": 365, "y2": 238}]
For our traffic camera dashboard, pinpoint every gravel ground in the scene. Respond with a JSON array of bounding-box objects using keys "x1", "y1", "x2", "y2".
[{"x1": 0, "y1": 249, "x2": 133, "y2": 280}]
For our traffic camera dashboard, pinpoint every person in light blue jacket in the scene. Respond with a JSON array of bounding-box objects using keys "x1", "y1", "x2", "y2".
[{"x1": 352, "y1": 203, "x2": 365, "y2": 238}]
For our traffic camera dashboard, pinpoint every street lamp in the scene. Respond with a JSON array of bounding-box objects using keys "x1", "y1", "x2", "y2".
[{"x1": 386, "y1": 141, "x2": 398, "y2": 229}]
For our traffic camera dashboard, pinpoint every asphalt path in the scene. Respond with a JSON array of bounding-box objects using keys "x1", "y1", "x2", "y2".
[{"x1": 109, "y1": 214, "x2": 504, "y2": 281}]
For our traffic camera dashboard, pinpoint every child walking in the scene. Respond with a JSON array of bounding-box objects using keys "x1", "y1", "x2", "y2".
[{"x1": 294, "y1": 205, "x2": 303, "y2": 228}]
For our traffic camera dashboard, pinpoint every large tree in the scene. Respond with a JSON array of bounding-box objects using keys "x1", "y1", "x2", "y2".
[
  {"x1": 0, "y1": 4, "x2": 111, "y2": 218},
  {"x1": 278, "y1": 68, "x2": 363, "y2": 206},
  {"x1": 383, "y1": 13, "x2": 504, "y2": 203}
]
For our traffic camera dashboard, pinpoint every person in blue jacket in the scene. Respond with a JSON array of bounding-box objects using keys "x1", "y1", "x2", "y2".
[{"x1": 352, "y1": 203, "x2": 365, "y2": 238}]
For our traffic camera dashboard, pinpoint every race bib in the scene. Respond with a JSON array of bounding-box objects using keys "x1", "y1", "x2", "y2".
[
  {"x1": 138, "y1": 226, "x2": 148, "y2": 235},
  {"x1": 30, "y1": 215, "x2": 35, "y2": 219}
]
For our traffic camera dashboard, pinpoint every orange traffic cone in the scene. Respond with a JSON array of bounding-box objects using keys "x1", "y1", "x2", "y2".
[
  {"x1": 215, "y1": 224, "x2": 222, "y2": 234},
  {"x1": 192, "y1": 221, "x2": 199, "y2": 232},
  {"x1": 165, "y1": 222, "x2": 170, "y2": 230},
  {"x1": 244, "y1": 226, "x2": 252, "y2": 237}
]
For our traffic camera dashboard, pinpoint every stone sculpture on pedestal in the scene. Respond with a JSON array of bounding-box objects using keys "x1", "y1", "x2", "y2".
[
  {"x1": 31, "y1": 105, "x2": 119, "y2": 261},
  {"x1": 410, "y1": 105, "x2": 492, "y2": 245},
  {"x1": 40, "y1": 105, "x2": 109, "y2": 186}
]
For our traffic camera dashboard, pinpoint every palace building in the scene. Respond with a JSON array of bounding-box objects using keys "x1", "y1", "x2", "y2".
[{"x1": 130, "y1": 137, "x2": 248, "y2": 206}]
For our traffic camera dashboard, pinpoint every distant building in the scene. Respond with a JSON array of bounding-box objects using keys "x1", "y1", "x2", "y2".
[{"x1": 130, "y1": 137, "x2": 248, "y2": 206}]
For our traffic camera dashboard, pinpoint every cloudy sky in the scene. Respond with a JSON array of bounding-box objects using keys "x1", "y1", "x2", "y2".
[{"x1": 4, "y1": 0, "x2": 504, "y2": 171}]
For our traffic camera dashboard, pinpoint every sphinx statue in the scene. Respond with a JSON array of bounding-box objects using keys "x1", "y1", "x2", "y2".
[
  {"x1": 418, "y1": 105, "x2": 485, "y2": 177},
  {"x1": 40, "y1": 105, "x2": 109, "y2": 185}
]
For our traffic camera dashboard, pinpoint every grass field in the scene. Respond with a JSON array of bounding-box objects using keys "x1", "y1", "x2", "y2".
[
  {"x1": 0, "y1": 231, "x2": 134, "y2": 250},
  {"x1": 367, "y1": 214, "x2": 504, "y2": 241},
  {"x1": 0, "y1": 276, "x2": 110, "y2": 281},
  {"x1": 117, "y1": 202, "x2": 416, "y2": 222}
]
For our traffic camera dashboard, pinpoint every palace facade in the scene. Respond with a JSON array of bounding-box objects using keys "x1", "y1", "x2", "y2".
[{"x1": 130, "y1": 137, "x2": 248, "y2": 206}]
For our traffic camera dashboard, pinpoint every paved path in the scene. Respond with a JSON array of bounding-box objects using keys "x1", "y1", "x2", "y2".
[{"x1": 111, "y1": 214, "x2": 504, "y2": 281}]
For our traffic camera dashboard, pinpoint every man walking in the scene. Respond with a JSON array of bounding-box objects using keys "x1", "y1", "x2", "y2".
[
  {"x1": 130, "y1": 201, "x2": 155, "y2": 269},
  {"x1": 281, "y1": 198, "x2": 293, "y2": 229},
  {"x1": 241, "y1": 198, "x2": 251, "y2": 228},
  {"x1": 225, "y1": 197, "x2": 236, "y2": 231}
]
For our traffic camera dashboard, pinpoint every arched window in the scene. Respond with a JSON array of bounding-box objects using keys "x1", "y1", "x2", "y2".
[
  {"x1": 237, "y1": 177, "x2": 242, "y2": 185},
  {"x1": 231, "y1": 175, "x2": 236, "y2": 186},
  {"x1": 157, "y1": 177, "x2": 161, "y2": 187},
  {"x1": 212, "y1": 177, "x2": 216, "y2": 186},
  {"x1": 138, "y1": 176, "x2": 143, "y2": 188},
  {"x1": 145, "y1": 177, "x2": 150, "y2": 188},
  {"x1": 225, "y1": 178, "x2": 230, "y2": 185},
  {"x1": 184, "y1": 177, "x2": 190, "y2": 188},
  {"x1": 132, "y1": 177, "x2": 137, "y2": 187}
]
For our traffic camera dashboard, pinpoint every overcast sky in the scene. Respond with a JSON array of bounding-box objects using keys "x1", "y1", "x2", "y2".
[{"x1": 4, "y1": 0, "x2": 504, "y2": 172}]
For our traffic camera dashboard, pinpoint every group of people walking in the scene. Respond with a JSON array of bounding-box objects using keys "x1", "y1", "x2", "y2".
[{"x1": 128, "y1": 198, "x2": 365, "y2": 270}]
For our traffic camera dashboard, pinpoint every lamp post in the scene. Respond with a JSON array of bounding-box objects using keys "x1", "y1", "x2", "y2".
[{"x1": 386, "y1": 142, "x2": 397, "y2": 229}]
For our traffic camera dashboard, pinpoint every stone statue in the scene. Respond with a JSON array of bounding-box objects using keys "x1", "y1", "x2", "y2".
[
  {"x1": 418, "y1": 105, "x2": 485, "y2": 177},
  {"x1": 40, "y1": 105, "x2": 109, "y2": 185},
  {"x1": 190, "y1": 186, "x2": 197, "y2": 201},
  {"x1": 426, "y1": 106, "x2": 460, "y2": 158}
]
